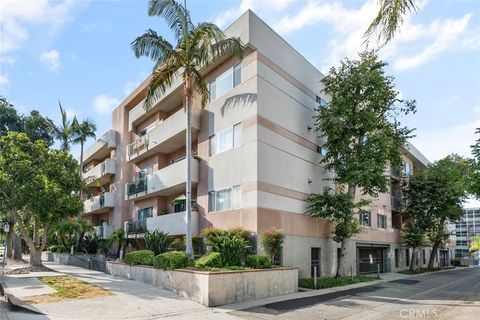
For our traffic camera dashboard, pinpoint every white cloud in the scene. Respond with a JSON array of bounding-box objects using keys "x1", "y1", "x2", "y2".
[
  {"x1": 0, "y1": 0, "x2": 74, "y2": 54},
  {"x1": 40, "y1": 49, "x2": 60, "y2": 72},
  {"x1": 93, "y1": 94, "x2": 120, "y2": 114},
  {"x1": 393, "y1": 14, "x2": 472, "y2": 70}
]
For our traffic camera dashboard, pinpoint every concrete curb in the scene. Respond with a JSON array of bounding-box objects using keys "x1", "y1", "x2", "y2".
[
  {"x1": 214, "y1": 266, "x2": 474, "y2": 312},
  {"x1": 0, "y1": 281, "x2": 44, "y2": 314}
]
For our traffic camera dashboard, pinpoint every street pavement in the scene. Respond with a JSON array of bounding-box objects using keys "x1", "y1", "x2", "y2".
[
  {"x1": 233, "y1": 267, "x2": 480, "y2": 320},
  {"x1": 1, "y1": 263, "x2": 478, "y2": 320}
]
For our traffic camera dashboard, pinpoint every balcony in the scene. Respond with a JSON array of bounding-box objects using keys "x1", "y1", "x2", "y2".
[
  {"x1": 94, "y1": 224, "x2": 114, "y2": 240},
  {"x1": 125, "y1": 157, "x2": 199, "y2": 201},
  {"x1": 125, "y1": 210, "x2": 199, "y2": 237},
  {"x1": 127, "y1": 108, "x2": 200, "y2": 163},
  {"x1": 128, "y1": 74, "x2": 183, "y2": 131},
  {"x1": 390, "y1": 168, "x2": 401, "y2": 180},
  {"x1": 83, "y1": 130, "x2": 117, "y2": 164},
  {"x1": 83, "y1": 159, "x2": 116, "y2": 187},
  {"x1": 391, "y1": 195, "x2": 402, "y2": 212},
  {"x1": 83, "y1": 192, "x2": 115, "y2": 214}
]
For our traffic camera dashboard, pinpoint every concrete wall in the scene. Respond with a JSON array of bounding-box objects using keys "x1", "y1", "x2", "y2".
[{"x1": 106, "y1": 262, "x2": 298, "y2": 306}]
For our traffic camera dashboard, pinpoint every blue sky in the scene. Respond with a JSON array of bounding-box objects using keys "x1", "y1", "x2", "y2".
[{"x1": 1, "y1": 0, "x2": 479, "y2": 164}]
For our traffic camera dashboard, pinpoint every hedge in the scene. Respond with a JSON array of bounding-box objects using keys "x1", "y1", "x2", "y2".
[
  {"x1": 194, "y1": 252, "x2": 223, "y2": 269},
  {"x1": 124, "y1": 250, "x2": 155, "y2": 266},
  {"x1": 153, "y1": 251, "x2": 188, "y2": 270},
  {"x1": 246, "y1": 254, "x2": 272, "y2": 269}
]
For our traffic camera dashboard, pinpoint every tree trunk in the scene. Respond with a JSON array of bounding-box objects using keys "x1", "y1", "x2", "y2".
[
  {"x1": 29, "y1": 247, "x2": 43, "y2": 267},
  {"x1": 337, "y1": 238, "x2": 350, "y2": 277},
  {"x1": 428, "y1": 242, "x2": 440, "y2": 270},
  {"x1": 6, "y1": 227, "x2": 13, "y2": 259},
  {"x1": 410, "y1": 247, "x2": 419, "y2": 272},
  {"x1": 13, "y1": 233, "x2": 22, "y2": 260},
  {"x1": 184, "y1": 88, "x2": 193, "y2": 260}
]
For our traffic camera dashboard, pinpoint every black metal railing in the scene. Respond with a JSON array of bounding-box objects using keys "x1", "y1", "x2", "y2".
[
  {"x1": 391, "y1": 195, "x2": 402, "y2": 212},
  {"x1": 126, "y1": 177, "x2": 147, "y2": 196},
  {"x1": 126, "y1": 219, "x2": 147, "y2": 234}
]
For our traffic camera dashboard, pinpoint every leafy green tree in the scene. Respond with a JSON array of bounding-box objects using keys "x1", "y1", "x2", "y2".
[
  {"x1": 131, "y1": 0, "x2": 243, "y2": 258},
  {"x1": 468, "y1": 128, "x2": 480, "y2": 196},
  {"x1": 72, "y1": 118, "x2": 96, "y2": 173},
  {"x1": 52, "y1": 101, "x2": 78, "y2": 152},
  {"x1": 307, "y1": 51, "x2": 415, "y2": 277},
  {"x1": 403, "y1": 155, "x2": 468, "y2": 270},
  {"x1": 260, "y1": 228, "x2": 285, "y2": 263},
  {"x1": 470, "y1": 235, "x2": 480, "y2": 253},
  {"x1": 402, "y1": 222, "x2": 429, "y2": 272},
  {"x1": 0, "y1": 97, "x2": 23, "y2": 135},
  {"x1": 24, "y1": 110, "x2": 55, "y2": 147},
  {"x1": 0, "y1": 132, "x2": 83, "y2": 266},
  {"x1": 365, "y1": 0, "x2": 420, "y2": 45}
]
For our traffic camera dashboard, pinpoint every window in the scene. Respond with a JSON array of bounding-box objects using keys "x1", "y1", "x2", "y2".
[
  {"x1": 209, "y1": 123, "x2": 242, "y2": 156},
  {"x1": 209, "y1": 63, "x2": 241, "y2": 101},
  {"x1": 395, "y1": 249, "x2": 399, "y2": 268},
  {"x1": 316, "y1": 95, "x2": 327, "y2": 107},
  {"x1": 377, "y1": 213, "x2": 387, "y2": 229},
  {"x1": 317, "y1": 145, "x2": 328, "y2": 156},
  {"x1": 403, "y1": 161, "x2": 412, "y2": 175},
  {"x1": 137, "y1": 207, "x2": 153, "y2": 220},
  {"x1": 360, "y1": 212, "x2": 371, "y2": 226},
  {"x1": 208, "y1": 185, "x2": 241, "y2": 212},
  {"x1": 422, "y1": 249, "x2": 426, "y2": 264},
  {"x1": 406, "y1": 249, "x2": 410, "y2": 266}
]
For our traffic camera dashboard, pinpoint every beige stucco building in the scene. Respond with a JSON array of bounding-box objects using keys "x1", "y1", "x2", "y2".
[{"x1": 81, "y1": 11, "x2": 440, "y2": 277}]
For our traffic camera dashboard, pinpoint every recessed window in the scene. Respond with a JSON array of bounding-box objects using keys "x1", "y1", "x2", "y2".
[
  {"x1": 209, "y1": 63, "x2": 241, "y2": 101},
  {"x1": 316, "y1": 95, "x2": 327, "y2": 107},
  {"x1": 137, "y1": 207, "x2": 153, "y2": 220},
  {"x1": 208, "y1": 185, "x2": 241, "y2": 212},
  {"x1": 403, "y1": 161, "x2": 412, "y2": 175},
  {"x1": 377, "y1": 213, "x2": 387, "y2": 229},
  {"x1": 209, "y1": 123, "x2": 242, "y2": 156},
  {"x1": 359, "y1": 212, "x2": 371, "y2": 227}
]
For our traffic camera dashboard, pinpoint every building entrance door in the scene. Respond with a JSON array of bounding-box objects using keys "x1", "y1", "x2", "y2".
[
  {"x1": 357, "y1": 247, "x2": 385, "y2": 274},
  {"x1": 311, "y1": 247, "x2": 321, "y2": 277}
]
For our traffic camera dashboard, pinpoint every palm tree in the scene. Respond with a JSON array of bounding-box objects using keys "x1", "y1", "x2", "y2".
[
  {"x1": 72, "y1": 118, "x2": 97, "y2": 174},
  {"x1": 52, "y1": 101, "x2": 77, "y2": 152},
  {"x1": 365, "y1": 0, "x2": 420, "y2": 45},
  {"x1": 131, "y1": 0, "x2": 243, "y2": 258}
]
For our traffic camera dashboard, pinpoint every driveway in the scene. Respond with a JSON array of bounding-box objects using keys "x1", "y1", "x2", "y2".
[{"x1": 233, "y1": 267, "x2": 480, "y2": 320}]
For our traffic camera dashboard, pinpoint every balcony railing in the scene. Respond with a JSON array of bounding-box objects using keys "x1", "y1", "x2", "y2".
[
  {"x1": 126, "y1": 177, "x2": 148, "y2": 197},
  {"x1": 128, "y1": 134, "x2": 149, "y2": 158},
  {"x1": 391, "y1": 168, "x2": 401, "y2": 180},
  {"x1": 391, "y1": 196, "x2": 402, "y2": 212},
  {"x1": 126, "y1": 219, "x2": 147, "y2": 235}
]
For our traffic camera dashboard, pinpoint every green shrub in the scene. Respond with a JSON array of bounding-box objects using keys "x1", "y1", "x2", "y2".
[
  {"x1": 261, "y1": 228, "x2": 284, "y2": 263},
  {"x1": 153, "y1": 251, "x2": 188, "y2": 270},
  {"x1": 48, "y1": 245, "x2": 60, "y2": 252},
  {"x1": 170, "y1": 237, "x2": 185, "y2": 251},
  {"x1": 195, "y1": 252, "x2": 223, "y2": 269},
  {"x1": 209, "y1": 233, "x2": 250, "y2": 266},
  {"x1": 246, "y1": 255, "x2": 272, "y2": 269},
  {"x1": 124, "y1": 250, "x2": 155, "y2": 266},
  {"x1": 298, "y1": 276, "x2": 379, "y2": 289},
  {"x1": 144, "y1": 230, "x2": 170, "y2": 255}
]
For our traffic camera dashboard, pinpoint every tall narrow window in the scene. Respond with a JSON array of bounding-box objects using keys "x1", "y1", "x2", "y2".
[
  {"x1": 360, "y1": 212, "x2": 371, "y2": 226},
  {"x1": 209, "y1": 185, "x2": 241, "y2": 212},
  {"x1": 395, "y1": 249, "x2": 399, "y2": 268},
  {"x1": 233, "y1": 63, "x2": 241, "y2": 87},
  {"x1": 209, "y1": 124, "x2": 242, "y2": 156},
  {"x1": 209, "y1": 64, "x2": 242, "y2": 102},
  {"x1": 406, "y1": 249, "x2": 410, "y2": 266},
  {"x1": 209, "y1": 80, "x2": 216, "y2": 102}
]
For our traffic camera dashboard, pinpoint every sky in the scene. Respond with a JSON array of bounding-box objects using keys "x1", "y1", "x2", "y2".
[{"x1": 1, "y1": 1, "x2": 479, "y2": 177}]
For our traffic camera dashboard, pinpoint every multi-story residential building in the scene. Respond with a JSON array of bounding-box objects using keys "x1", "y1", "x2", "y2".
[
  {"x1": 450, "y1": 207, "x2": 480, "y2": 259},
  {"x1": 81, "y1": 10, "x2": 438, "y2": 277}
]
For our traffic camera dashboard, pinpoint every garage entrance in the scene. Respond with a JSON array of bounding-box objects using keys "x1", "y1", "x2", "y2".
[{"x1": 357, "y1": 246, "x2": 387, "y2": 274}]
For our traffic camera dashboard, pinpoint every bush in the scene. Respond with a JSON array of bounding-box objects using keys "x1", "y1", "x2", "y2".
[
  {"x1": 144, "y1": 230, "x2": 170, "y2": 255},
  {"x1": 48, "y1": 245, "x2": 60, "y2": 252},
  {"x1": 124, "y1": 250, "x2": 155, "y2": 266},
  {"x1": 298, "y1": 276, "x2": 379, "y2": 289},
  {"x1": 246, "y1": 254, "x2": 272, "y2": 269},
  {"x1": 153, "y1": 251, "x2": 188, "y2": 270},
  {"x1": 170, "y1": 237, "x2": 185, "y2": 251},
  {"x1": 261, "y1": 228, "x2": 284, "y2": 263},
  {"x1": 209, "y1": 233, "x2": 250, "y2": 266},
  {"x1": 194, "y1": 252, "x2": 223, "y2": 269}
]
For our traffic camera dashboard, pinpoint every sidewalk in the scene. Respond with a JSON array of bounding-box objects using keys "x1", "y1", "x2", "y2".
[{"x1": 1, "y1": 262, "x2": 240, "y2": 320}]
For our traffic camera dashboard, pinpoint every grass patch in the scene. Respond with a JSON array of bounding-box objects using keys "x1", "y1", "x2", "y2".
[
  {"x1": 298, "y1": 275, "x2": 380, "y2": 290},
  {"x1": 397, "y1": 266, "x2": 455, "y2": 275},
  {"x1": 21, "y1": 276, "x2": 112, "y2": 304}
]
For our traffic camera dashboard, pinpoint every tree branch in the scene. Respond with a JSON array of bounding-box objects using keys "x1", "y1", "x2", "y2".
[{"x1": 11, "y1": 207, "x2": 35, "y2": 248}]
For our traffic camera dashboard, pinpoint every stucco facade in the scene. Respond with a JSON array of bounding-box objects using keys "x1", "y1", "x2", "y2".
[{"x1": 81, "y1": 10, "x2": 436, "y2": 278}]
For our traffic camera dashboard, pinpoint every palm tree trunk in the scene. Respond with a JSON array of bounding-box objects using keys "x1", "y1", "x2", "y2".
[{"x1": 185, "y1": 86, "x2": 193, "y2": 260}]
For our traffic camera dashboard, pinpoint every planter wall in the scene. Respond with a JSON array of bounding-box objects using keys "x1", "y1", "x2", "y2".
[
  {"x1": 43, "y1": 252, "x2": 106, "y2": 272},
  {"x1": 106, "y1": 262, "x2": 298, "y2": 306}
]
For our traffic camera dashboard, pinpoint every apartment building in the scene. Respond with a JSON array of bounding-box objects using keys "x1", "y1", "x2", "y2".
[
  {"x1": 450, "y1": 208, "x2": 480, "y2": 259},
  {"x1": 81, "y1": 10, "x2": 435, "y2": 277}
]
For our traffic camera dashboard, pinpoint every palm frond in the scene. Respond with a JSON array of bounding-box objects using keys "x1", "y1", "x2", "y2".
[
  {"x1": 191, "y1": 67, "x2": 209, "y2": 108},
  {"x1": 148, "y1": 0, "x2": 193, "y2": 41},
  {"x1": 131, "y1": 29, "x2": 174, "y2": 60},
  {"x1": 364, "y1": 0, "x2": 419, "y2": 45},
  {"x1": 210, "y1": 37, "x2": 244, "y2": 62},
  {"x1": 144, "y1": 62, "x2": 179, "y2": 111}
]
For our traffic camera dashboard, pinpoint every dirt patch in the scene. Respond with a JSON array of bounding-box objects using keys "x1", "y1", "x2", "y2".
[{"x1": 19, "y1": 276, "x2": 113, "y2": 304}]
